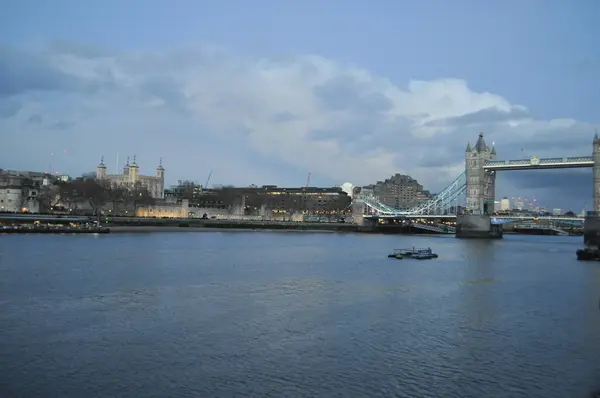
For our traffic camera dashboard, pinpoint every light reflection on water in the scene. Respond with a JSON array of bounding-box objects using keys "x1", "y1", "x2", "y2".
[{"x1": 1, "y1": 232, "x2": 600, "y2": 397}]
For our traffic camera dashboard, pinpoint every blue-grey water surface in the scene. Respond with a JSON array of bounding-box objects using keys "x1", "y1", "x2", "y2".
[{"x1": 1, "y1": 232, "x2": 600, "y2": 397}]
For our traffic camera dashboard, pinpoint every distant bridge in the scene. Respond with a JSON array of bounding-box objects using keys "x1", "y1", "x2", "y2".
[
  {"x1": 361, "y1": 211, "x2": 583, "y2": 224},
  {"x1": 355, "y1": 133, "x2": 598, "y2": 219}
]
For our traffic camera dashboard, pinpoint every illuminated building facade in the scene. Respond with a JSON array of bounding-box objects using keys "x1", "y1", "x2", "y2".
[{"x1": 96, "y1": 156, "x2": 165, "y2": 199}]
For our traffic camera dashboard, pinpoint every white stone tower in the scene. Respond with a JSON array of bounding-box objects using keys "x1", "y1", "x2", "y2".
[
  {"x1": 128, "y1": 155, "x2": 139, "y2": 184},
  {"x1": 96, "y1": 156, "x2": 107, "y2": 180},
  {"x1": 123, "y1": 156, "x2": 130, "y2": 177},
  {"x1": 593, "y1": 133, "x2": 600, "y2": 213},
  {"x1": 465, "y1": 133, "x2": 496, "y2": 215},
  {"x1": 156, "y1": 158, "x2": 165, "y2": 198}
]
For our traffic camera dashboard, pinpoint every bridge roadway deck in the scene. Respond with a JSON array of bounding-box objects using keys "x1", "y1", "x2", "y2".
[
  {"x1": 483, "y1": 156, "x2": 593, "y2": 171},
  {"x1": 363, "y1": 214, "x2": 584, "y2": 222}
]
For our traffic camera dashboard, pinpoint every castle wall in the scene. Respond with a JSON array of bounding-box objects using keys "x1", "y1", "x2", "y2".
[
  {"x1": 138, "y1": 176, "x2": 164, "y2": 199},
  {"x1": 136, "y1": 199, "x2": 189, "y2": 218},
  {"x1": 97, "y1": 161, "x2": 165, "y2": 199}
]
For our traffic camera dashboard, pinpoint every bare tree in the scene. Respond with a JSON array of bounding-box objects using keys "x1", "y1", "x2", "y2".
[
  {"x1": 57, "y1": 181, "x2": 80, "y2": 213},
  {"x1": 127, "y1": 182, "x2": 155, "y2": 214},
  {"x1": 37, "y1": 183, "x2": 59, "y2": 214},
  {"x1": 56, "y1": 178, "x2": 109, "y2": 217},
  {"x1": 73, "y1": 178, "x2": 109, "y2": 218},
  {"x1": 105, "y1": 185, "x2": 127, "y2": 215}
]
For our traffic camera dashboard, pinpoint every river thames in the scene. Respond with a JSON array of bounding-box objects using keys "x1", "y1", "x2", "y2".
[{"x1": 1, "y1": 232, "x2": 600, "y2": 397}]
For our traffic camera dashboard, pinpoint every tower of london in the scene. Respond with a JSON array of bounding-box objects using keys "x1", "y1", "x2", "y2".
[{"x1": 96, "y1": 156, "x2": 165, "y2": 199}]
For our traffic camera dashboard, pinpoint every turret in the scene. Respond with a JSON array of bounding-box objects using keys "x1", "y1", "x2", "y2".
[
  {"x1": 96, "y1": 156, "x2": 107, "y2": 179},
  {"x1": 465, "y1": 142, "x2": 472, "y2": 152},
  {"x1": 156, "y1": 158, "x2": 165, "y2": 199},
  {"x1": 129, "y1": 155, "x2": 139, "y2": 183},
  {"x1": 123, "y1": 156, "x2": 130, "y2": 176},
  {"x1": 474, "y1": 132, "x2": 487, "y2": 153},
  {"x1": 156, "y1": 157, "x2": 165, "y2": 179}
]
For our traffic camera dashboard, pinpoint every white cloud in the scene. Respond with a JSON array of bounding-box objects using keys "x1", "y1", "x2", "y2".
[{"x1": 0, "y1": 43, "x2": 597, "y2": 208}]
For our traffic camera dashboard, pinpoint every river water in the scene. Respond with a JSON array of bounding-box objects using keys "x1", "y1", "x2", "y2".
[{"x1": 1, "y1": 232, "x2": 600, "y2": 397}]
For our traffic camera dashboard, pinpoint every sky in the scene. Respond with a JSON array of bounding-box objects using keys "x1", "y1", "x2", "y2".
[{"x1": 1, "y1": 0, "x2": 599, "y2": 211}]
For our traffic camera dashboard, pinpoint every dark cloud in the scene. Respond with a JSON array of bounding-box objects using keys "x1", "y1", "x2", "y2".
[
  {"x1": 272, "y1": 111, "x2": 297, "y2": 123},
  {"x1": 313, "y1": 75, "x2": 393, "y2": 112},
  {"x1": 462, "y1": 108, "x2": 521, "y2": 125},
  {"x1": 48, "y1": 121, "x2": 75, "y2": 131},
  {"x1": 0, "y1": 100, "x2": 21, "y2": 118},
  {"x1": 27, "y1": 114, "x2": 42, "y2": 124},
  {"x1": 0, "y1": 47, "x2": 87, "y2": 96},
  {"x1": 48, "y1": 40, "x2": 115, "y2": 58},
  {"x1": 417, "y1": 140, "x2": 470, "y2": 168},
  {"x1": 497, "y1": 169, "x2": 592, "y2": 210},
  {"x1": 503, "y1": 129, "x2": 596, "y2": 157},
  {"x1": 310, "y1": 114, "x2": 415, "y2": 157},
  {"x1": 139, "y1": 76, "x2": 188, "y2": 113},
  {"x1": 428, "y1": 106, "x2": 531, "y2": 128}
]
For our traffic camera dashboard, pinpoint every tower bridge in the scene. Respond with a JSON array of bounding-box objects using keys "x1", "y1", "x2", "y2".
[{"x1": 355, "y1": 132, "x2": 597, "y2": 238}]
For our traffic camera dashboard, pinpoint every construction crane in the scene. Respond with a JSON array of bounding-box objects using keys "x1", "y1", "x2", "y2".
[
  {"x1": 204, "y1": 170, "x2": 212, "y2": 190},
  {"x1": 301, "y1": 172, "x2": 311, "y2": 218}
]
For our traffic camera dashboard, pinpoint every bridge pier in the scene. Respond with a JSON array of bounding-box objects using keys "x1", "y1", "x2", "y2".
[
  {"x1": 587, "y1": 133, "x2": 600, "y2": 248},
  {"x1": 576, "y1": 134, "x2": 600, "y2": 259},
  {"x1": 455, "y1": 214, "x2": 503, "y2": 239},
  {"x1": 582, "y1": 215, "x2": 600, "y2": 249},
  {"x1": 583, "y1": 135, "x2": 600, "y2": 248},
  {"x1": 577, "y1": 214, "x2": 600, "y2": 259}
]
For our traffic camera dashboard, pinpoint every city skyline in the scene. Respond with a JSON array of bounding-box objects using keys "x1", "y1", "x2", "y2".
[
  {"x1": 1, "y1": 0, "x2": 598, "y2": 210},
  {"x1": 2, "y1": 160, "x2": 585, "y2": 214}
]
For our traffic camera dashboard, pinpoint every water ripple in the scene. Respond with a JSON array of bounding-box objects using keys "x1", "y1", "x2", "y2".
[{"x1": 1, "y1": 233, "x2": 600, "y2": 397}]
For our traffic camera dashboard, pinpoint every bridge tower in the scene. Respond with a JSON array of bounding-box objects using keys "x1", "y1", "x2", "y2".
[
  {"x1": 456, "y1": 133, "x2": 502, "y2": 239},
  {"x1": 582, "y1": 133, "x2": 600, "y2": 251},
  {"x1": 465, "y1": 133, "x2": 496, "y2": 215},
  {"x1": 594, "y1": 133, "x2": 600, "y2": 213}
]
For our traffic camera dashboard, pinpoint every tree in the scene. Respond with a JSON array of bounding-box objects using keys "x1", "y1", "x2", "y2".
[
  {"x1": 106, "y1": 185, "x2": 128, "y2": 215},
  {"x1": 73, "y1": 178, "x2": 108, "y2": 218},
  {"x1": 127, "y1": 182, "x2": 155, "y2": 212},
  {"x1": 37, "y1": 183, "x2": 59, "y2": 213},
  {"x1": 56, "y1": 178, "x2": 108, "y2": 217},
  {"x1": 81, "y1": 179, "x2": 108, "y2": 217},
  {"x1": 57, "y1": 181, "x2": 80, "y2": 212}
]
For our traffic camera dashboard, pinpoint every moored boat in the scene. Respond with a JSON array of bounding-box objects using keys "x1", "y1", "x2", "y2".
[{"x1": 388, "y1": 247, "x2": 438, "y2": 260}]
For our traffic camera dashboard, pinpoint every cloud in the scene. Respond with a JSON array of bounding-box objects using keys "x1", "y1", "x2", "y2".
[
  {"x1": 0, "y1": 100, "x2": 21, "y2": 118},
  {"x1": 427, "y1": 105, "x2": 531, "y2": 127},
  {"x1": 27, "y1": 114, "x2": 42, "y2": 124},
  {"x1": 48, "y1": 121, "x2": 75, "y2": 131},
  {"x1": 0, "y1": 47, "x2": 87, "y2": 96},
  {"x1": 497, "y1": 169, "x2": 592, "y2": 211},
  {"x1": 0, "y1": 42, "x2": 596, "y2": 210}
]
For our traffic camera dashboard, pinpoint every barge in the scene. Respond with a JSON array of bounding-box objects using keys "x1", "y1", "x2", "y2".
[{"x1": 388, "y1": 247, "x2": 438, "y2": 260}]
